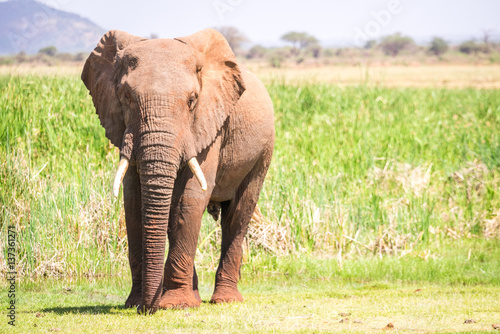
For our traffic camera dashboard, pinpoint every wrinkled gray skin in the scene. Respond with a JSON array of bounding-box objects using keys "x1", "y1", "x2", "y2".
[{"x1": 81, "y1": 29, "x2": 274, "y2": 314}]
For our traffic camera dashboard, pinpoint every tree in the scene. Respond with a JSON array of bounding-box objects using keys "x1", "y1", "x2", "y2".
[
  {"x1": 458, "y1": 40, "x2": 487, "y2": 55},
  {"x1": 246, "y1": 45, "x2": 267, "y2": 59},
  {"x1": 428, "y1": 37, "x2": 448, "y2": 56},
  {"x1": 380, "y1": 33, "x2": 414, "y2": 56},
  {"x1": 482, "y1": 29, "x2": 493, "y2": 52},
  {"x1": 281, "y1": 31, "x2": 318, "y2": 56},
  {"x1": 306, "y1": 43, "x2": 322, "y2": 58},
  {"x1": 364, "y1": 39, "x2": 377, "y2": 49},
  {"x1": 213, "y1": 26, "x2": 249, "y2": 53},
  {"x1": 16, "y1": 51, "x2": 27, "y2": 63},
  {"x1": 38, "y1": 46, "x2": 57, "y2": 57}
]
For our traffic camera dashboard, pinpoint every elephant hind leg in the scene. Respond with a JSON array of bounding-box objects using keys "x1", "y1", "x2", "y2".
[{"x1": 210, "y1": 151, "x2": 272, "y2": 304}]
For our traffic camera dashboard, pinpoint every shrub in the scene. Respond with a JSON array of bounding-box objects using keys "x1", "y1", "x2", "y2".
[
  {"x1": 380, "y1": 33, "x2": 414, "y2": 56},
  {"x1": 429, "y1": 37, "x2": 448, "y2": 56}
]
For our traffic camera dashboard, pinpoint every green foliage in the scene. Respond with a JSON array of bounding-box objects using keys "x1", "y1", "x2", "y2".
[
  {"x1": 459, "y1": 40, "x2": 488, "y2": 55},
  {"x1": 267, "y1": 49, "x2": 290, "y2": 68},
  {"x1": 213, "y1": 26, "x2": 249, "y2": 54},
  {"x1": 38, "y1": 46, "x2": 58, "y2": 57},
  {"x1": 262, "y1": 82, "x2": 500, "y2": 254},
  {"x1": 281, "y1": 31, "x2": 318, "y2": 56},
  {"x1": 269, "y1": 54, "x2": 284, "y2": 68},
  {"x1": 306, "y1": 43, "x2": 322, "y2": 58},
  {"x1": 1, "y1": 75, "x2": 500, "y2": 280},
  {"x1": 428, "y1": 37, "x2": 448, "y2": 56},
  {"x1": 246, "y1": 45, "x2": 267, "y2": 59},
  {"x1": 380, "y1": 33, "x2": 414, "y2": 56},
  {"x1": 364, "y1": 39, "x2": 377, "y2": 49}
]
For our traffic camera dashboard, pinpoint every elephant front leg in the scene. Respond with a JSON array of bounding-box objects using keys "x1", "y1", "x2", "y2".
[
  {"x1": 123, "y1": 165, "x2": 143, "y2": 308},
  {"x1": 193, "y1": 265, "x2": 201, "y2": 302},
  {"x1": 159, "y1": 176, "x2": 208, "y2": 309}
]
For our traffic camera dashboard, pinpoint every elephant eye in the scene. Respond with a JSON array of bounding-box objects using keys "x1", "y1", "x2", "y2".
[
  {"x1": 188, "y1": 92, "x2": 198, "y2": 111},
  {"x1": 124, "y1": 91, "x2": 132, "y2": 104}
]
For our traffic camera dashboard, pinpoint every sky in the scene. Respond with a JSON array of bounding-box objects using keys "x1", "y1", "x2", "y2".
[{"x1": 31, "y1": 0, "x2": 500, "y2": 46}]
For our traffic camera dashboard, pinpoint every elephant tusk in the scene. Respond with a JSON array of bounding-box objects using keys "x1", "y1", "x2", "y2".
[
  {"x1": 188, "y1": 157, "x2": 207, "y2": 191},
  {"x1": 113, "y1": 157, "x2": 129, "y2": 198}
]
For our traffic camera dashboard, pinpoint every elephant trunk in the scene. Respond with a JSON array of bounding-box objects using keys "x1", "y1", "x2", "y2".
[
  {"x1": 114, "y1": 96, "x2": 207, "y2": 313},
  {"x1": 139, "y1": 162, "x2": 176, "y2": 314},
  {"x1": 137, "y1": 131, "x2": 180, "y2": 314}
]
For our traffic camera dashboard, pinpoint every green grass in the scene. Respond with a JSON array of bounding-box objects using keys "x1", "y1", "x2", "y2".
[
  {"x1": 1, "y1": 74, "x2": 500, "y2": 278},
  {"x1": 1, "y1": 74, "x2": 500, "y2": 332},
  {"x1": 1, "y1": 274, "x2": 499, "y2": 333}
]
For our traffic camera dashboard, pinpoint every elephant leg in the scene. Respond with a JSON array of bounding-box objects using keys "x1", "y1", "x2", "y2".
[
  {"x1": 159, "y1": 170, "x2": 209, "y2": 309},
  {"x1": 123, "y1": 164, "x2": 143, "y2": 308},
  {"x1": 211, "y1": 154, "x2": 272, "y2": 304},
  {"x1": 193, "y1": 265, "x2": 201, "y2": 302}
]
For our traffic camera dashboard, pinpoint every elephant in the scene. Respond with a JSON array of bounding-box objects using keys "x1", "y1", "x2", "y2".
[{"x1": 81, "y1": 28, "x2": 274, "y2": 314}]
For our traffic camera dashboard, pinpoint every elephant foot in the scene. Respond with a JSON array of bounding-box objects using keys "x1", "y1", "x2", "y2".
[
  {"x1": 159, "y1": 288, "x2": 201, "y2": 309},
  {"x1": 125, "y1": 283, "x2": 142, "y2": 308},
  {"x1": 193, "y1": 289, "x2": 202, "y2": 303},
  {"x1": 136, "y1": 304, "x2": 158, "y2": 315},
  {"x1": 210, "y1": 286, "x2": 243, "y2": 304}
]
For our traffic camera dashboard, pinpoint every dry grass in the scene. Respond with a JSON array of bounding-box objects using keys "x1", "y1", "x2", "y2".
[
  {"x1": 2, "y1": 63, "x2": 500, "y2": 88},
  {"x1": 246, "y1": 205, "x2": 290, "y2": 256},
  {"x1": 484, "y1": 210, "x2": 500, "y2": 239},
  {"x1": 369, "y1": 160, "x2": 433, "y2": 197},
  {"x1": 251, "y1": 64, "x2": 500, "y2": 88},
  {"x1": 0, "y1": 63, "x2": 83, "y2": 77}
]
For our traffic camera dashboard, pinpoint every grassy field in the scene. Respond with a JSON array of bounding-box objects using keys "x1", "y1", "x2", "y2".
[
  {"x1": 1, "y1": 68, "x2": 500, "y2": 332},
  {"x1": 1, "y1": 275, "x2": 499, "y2": 333},
  {"x1": 2, "y1": 63, "x2": 500, "y2": 88},
  {"x1": 254, "y1": 64, "x2": 500, "y2": 89}
]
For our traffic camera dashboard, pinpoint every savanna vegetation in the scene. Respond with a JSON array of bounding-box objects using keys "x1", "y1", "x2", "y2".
[
  {"x1": 1, "y1": 71, "x2": 500, "y2": 332},
  {"x1": 2, "y1": 27, "x2": 500, "y2": 69}
]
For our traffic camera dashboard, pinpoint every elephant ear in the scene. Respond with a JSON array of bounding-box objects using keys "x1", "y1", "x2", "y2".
[
  {"x1": 81, "y1": 30, "x2": 144, "y2": 148},
  {"x1": 175, "y1": 28, "x2": 246, "y2": 155}
]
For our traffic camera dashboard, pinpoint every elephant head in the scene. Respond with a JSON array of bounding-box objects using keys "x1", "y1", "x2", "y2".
[{"x1": 81, "y1": 29, "x2": 245, "y2": 313}]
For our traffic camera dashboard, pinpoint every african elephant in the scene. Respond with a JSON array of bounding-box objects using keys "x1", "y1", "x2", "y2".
[{"x1": 81, "y1": 29, "x2": 274, "y2": 314}]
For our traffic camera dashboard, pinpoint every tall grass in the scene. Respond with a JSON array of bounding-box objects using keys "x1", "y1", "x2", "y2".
[
  {"x1": 1, "y1": 75, "x2": 499, "y2": 278},
  {"x1": 259, "y1": 83, "x2": 500, "y2": 255}
]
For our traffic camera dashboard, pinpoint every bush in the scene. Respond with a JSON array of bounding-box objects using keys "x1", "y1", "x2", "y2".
[
  {"x1": 429, "y1": 37, "x2": 448, "y2": 56},
  {"x1": 307, "y1": 43, "x2": 322, "y2": 58},
  {"x1": 364, "y1": 39, "x2": 377, "y2": 49},
  {"x1": 246, "y1": 45, "x2": 267, "y2": 59},
  {"x1": 459, "y1": 40, "x2": 488, "y2": 55},
  {"x1": 38, "y1": 46, "x2": 58, "y2": 57},
  {"x1": 380, "y1": 33, "x2": 414, "y2": 57}
]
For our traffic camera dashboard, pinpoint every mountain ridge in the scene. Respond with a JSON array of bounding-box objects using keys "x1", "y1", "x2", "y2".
[{"x1": 0, "y1": 0, "x2": 106, "y2": 54}]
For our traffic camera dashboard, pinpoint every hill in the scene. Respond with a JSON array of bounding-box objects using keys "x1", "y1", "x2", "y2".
[{"x1": 0, "y1": 0, "x2": 105, "y2": 54}]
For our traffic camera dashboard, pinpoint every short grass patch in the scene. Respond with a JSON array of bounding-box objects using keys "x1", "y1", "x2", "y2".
[{"x1": 1, "y1": 275, "x2": 499, "y2": 333}]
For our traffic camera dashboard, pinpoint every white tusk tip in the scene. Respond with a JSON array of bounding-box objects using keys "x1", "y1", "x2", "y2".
[
  {"x1": 188, "y1": 157, "x2": 208, "y2": 192},
  {"x1": 112, "y1": 158, "x2": 129, "y2": 198}
]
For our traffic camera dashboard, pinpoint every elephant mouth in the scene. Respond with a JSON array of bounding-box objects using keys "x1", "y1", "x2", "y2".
[{"x1": 112, "y1": 156, "x2": 207, "y2": 198}]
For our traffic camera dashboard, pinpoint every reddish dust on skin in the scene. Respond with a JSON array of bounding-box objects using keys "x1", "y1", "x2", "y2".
[{"x1": 159, "y1": 287, "x2": 201, "y2": 310}]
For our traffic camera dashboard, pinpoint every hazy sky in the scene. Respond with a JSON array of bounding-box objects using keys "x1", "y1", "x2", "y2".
[{"x1": 34, "y1": 0, "x2": 500, "y2": 46}]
